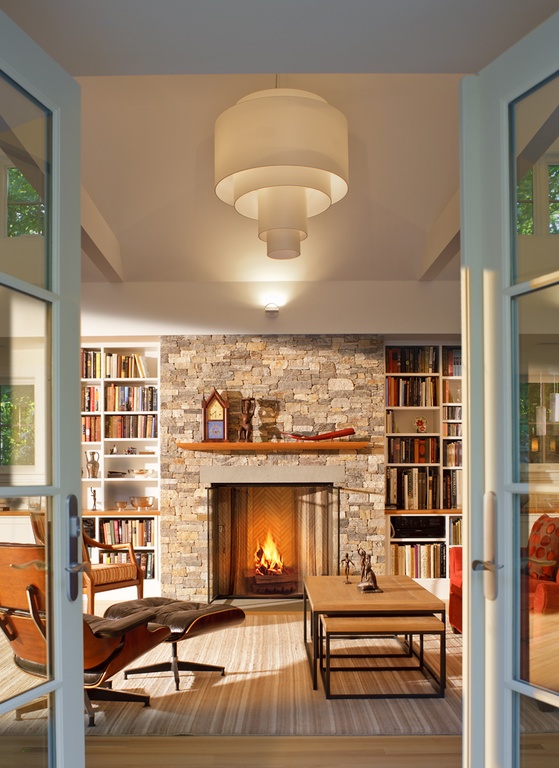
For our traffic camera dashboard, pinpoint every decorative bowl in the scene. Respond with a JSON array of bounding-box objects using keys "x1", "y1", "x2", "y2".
[
  {"x1": 128, "y1": 469, "x2": 151, "y2": 477},
  {"x1": 115, "y1": 501, "x2": 128, "y2": 510},
  {"x1": 129, "y1": 496, "x2": 155, "y2": 511}
]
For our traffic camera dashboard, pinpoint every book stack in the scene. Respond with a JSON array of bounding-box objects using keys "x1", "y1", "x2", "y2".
[
  {"x1": 81, "y1": 349, "x2": 102, "y2": 378},
  {"x1": 391, "y1": 542, "x2": 446, "y2": 578},
  {"x1": 104, "y1": 352, "x2": 149, "y2": 379}
]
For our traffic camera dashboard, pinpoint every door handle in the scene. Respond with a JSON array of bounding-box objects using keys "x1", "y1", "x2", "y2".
[
  {"x1": 472, "y1": 559, "x2": 503, "y2": 574},
  {"x1": 65, "y1": 562, "x2": 90, "y2": 574},
  {"x1": 67, "y1": 494, "x2": 81, "y2": 601},
  {"x1": 472, "y1": 491, "x2": 502, "y2": 601}
]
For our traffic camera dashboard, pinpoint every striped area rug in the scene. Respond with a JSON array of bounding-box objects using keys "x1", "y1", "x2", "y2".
[{"x1": 1, "y1": 613, "x2": 557, "y2": 736}]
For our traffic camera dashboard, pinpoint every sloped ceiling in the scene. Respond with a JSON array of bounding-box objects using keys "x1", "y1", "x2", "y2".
[{"x1": 1, "y1": 1, "x2": 558, "y2": 335}]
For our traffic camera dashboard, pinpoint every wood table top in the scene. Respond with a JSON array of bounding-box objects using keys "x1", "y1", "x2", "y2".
[{"x1": 303, "y1": 574, "x2": 445, "y2": 614}]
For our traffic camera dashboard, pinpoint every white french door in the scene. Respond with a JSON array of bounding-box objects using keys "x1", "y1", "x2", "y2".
[
  {"x1": 461, "y1": 11, "x2": 559, "y2": 767},
  {"x1": 0, "y1": 11, "x2": 84, "y2": 767}
]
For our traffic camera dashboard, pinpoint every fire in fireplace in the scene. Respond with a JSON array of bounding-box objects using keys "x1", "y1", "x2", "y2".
[
  {"x1": 249, "y1": 530, "x2": 298, "y2": 595},
  {"x1": 254, "y1": 530, "x2": 285, "y2": 574},
  {"x1": 208, "y1": 483, "x2": 340, "y2": 599}
]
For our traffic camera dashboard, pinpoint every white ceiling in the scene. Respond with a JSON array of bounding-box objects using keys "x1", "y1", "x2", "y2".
[{"x1": 1, "y1": 1, "x2": 558, "y2": 334}]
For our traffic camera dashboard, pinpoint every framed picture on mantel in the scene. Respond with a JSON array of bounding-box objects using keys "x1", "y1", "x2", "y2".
[{"x1": 201, "y1": 389, "x2": 229, "y2": 442}]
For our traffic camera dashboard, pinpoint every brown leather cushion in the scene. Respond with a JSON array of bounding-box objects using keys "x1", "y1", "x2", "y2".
[{"x1": 104, "y1": 597, "x2": 245, "y2": 641}]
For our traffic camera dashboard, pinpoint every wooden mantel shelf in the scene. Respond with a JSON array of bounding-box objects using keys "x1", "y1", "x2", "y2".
[{"x1": 177, "y1": 440, "x2": 373, "y2": 453}]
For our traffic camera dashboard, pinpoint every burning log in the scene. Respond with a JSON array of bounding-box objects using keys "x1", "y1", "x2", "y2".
[{"x1": 247, "y1": 530, "x2": 298, "y2": 594}]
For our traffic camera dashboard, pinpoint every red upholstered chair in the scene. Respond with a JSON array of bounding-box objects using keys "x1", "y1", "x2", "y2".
[
  {"x1": 449, "y1": 546, "x2": 463, "y2": 634},
  {"x1": 525, "y1": 513, "x2": 559, "y2": 614},
  {"x1": 448, "y1": 516, "x2": 559, "y2": 636}
]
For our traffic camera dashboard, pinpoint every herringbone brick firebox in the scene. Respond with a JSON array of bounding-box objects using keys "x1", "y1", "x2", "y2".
[{"x1": 209, "y1": 483, "x2": 338, "y2": 598}]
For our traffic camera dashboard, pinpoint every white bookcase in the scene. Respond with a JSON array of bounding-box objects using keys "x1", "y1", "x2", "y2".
[
  {"x1": 384, "y1": 342, "x2": 462, "y2": 597},
  {"x1": 80, "y1": 340, "x2": 160, "y2": 596}
]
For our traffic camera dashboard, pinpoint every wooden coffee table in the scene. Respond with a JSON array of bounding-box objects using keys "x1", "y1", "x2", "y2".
[{"x1": 303, "y1": 574, "x2": 446, "y2": 691}]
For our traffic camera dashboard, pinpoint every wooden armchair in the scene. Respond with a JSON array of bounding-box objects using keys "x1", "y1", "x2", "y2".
[
  {"x1": 81, "y1": 531, "x2": 144, "y2": 614},
  {"x1": 30, "y1": 512, "x2": 144, "y2": 613},
  {"x1": 0, "y1": 543, "x2": 170, "y2": 726}
]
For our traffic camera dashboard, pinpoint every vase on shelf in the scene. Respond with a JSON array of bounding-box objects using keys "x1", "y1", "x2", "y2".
[{"x1": 85, "y1": 450, "x2": 100, "y2": 478}]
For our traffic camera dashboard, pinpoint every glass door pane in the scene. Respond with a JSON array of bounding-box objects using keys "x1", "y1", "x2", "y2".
[
  {"x1": 515, "y1": 286, "x2": 559, "y2": 697},
  {"x1": 0, "y1": 73, "x2": 49, "y2": 288},
  {"x1": 511, "y1": 64, "x2": 559, "y2": 768},
  {"x1": 513, "y1": 72, "x2": 559, "y2": 285}
]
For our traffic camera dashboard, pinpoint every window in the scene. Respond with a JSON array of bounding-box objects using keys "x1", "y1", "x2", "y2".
[
  {"x1": 548, "y1": 164, "x2": 559, "y2": 234},
  {"x1": 516, "y1": 168, "x2": 534, "y2": 235},
  {"x1": 6, "y1": 167, "x2": 45, "y2": 237},
  {"x1": 0, "y1": 384, "x2": 35, "y2": 466},
  {"x1": 516, "y1": 156, "x2": 559, "y2": 236}
]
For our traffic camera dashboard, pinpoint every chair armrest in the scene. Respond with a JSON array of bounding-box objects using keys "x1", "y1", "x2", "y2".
[
  {"x1": 533, "y1": 581, "x2": 559, "y2": 614},
  {"x1": 84, "y1": 608, "x2": 157, "y2": 637},
  {"x1": 83, "y1": 531, "x2": 135, "y2": 554},
  {"x1": 82, "y1": 532, "x2": 142, "y2": 576}
]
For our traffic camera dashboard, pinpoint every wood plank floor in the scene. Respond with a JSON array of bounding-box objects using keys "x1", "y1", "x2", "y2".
[
  {"x1": 85, "y1": 736, "x2": 463, "y2": 768},
  {"x1": 3, "y1": 734, "x2": 559, "y2": 767},
  {"x1": 80, "y1": 733, "x2": 553, "y2": 768}
]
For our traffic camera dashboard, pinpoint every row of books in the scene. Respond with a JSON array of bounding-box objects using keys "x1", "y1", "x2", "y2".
[
  {"x1": 449, "y1": 517, "x2": 462, "y2": 545},
  {"x1": 105, "y1": 384, "x2": 158, "y2": 413},
  {"x1": 387, "y1": 436, "x2": 439, "y2": 464},
  {"x1": 98, "y1": 550, "x2": 156, "y2": 579},
  {"x1": 105, "y1": 414, "x2": 158, "y2": 439},
  {"x1": 81, "y1": 349, "x2": 153, "y2": 380},
  {"x1": 99, "y1": 517, "x2": 155, "y2": 547},
  {"x1": 443, "y1": 440, "x2": 462, "y2": 467},
  {"x1": 442, "y1": 347, "x2": 462, "y2": 377},
  {"x1": 385, "y1": 346, "x2": 439, "y2": 374},
  {"x1": 443, "y1": 468, "x2": 463, "y2": 509},
  {"x1": 443, "y1": 405, "x2": 462, "y2": 420},
  {"x1": 81, "y1": 349, "x2": 102, "y2": 379},
  {"x1": 385, "y1": 466, "x2": 441, "y2": 510},
  {"x1": 81, "y1": 385, "x2": 101, "y2": 413},
  {"x1": 81, "y1": 415, "x2": 101, "y2": 442},
  {"x1": 385, "y1": 376, "x2": 438, "y2": 407},
  {"x1": 442, "y1": 422, "x2": 462, "y2": 436},
  {"x1": 105, "y1": 352, "x2": 150, "y2": 379},
  {"x1": 390, "y1": 542, "x2": 447, "y2": 579}
]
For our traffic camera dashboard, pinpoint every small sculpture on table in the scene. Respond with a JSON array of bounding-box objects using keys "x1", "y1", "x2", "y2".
[
  {"x1": 358, "y1": 553, "x2": 383, "y2": 593},
  {"x1": 90, "y1": 488, "x2": 97, "y2": 511},
  {"x1": 238, "y1": 397, "x2": 256, "y2": 442},
  {"x1": 357, "y1": 547, "x2": 367, "y2": 582},
  {"x1": 340, "y1": 552, "x2": 355, "y2": 584}
]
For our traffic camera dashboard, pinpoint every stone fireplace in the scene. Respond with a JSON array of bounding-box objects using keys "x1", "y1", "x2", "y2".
[{"x1": 159, "y1": 334, "x2": 385, "y2": 601}]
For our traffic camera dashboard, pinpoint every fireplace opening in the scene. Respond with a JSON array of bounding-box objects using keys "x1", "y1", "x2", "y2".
[{"x1": 208, "y1": 483, "x2": 340, "y2": 599}]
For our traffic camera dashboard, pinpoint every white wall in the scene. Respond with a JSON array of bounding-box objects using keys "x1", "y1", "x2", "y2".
[{"x1": 81, "y1": 279, "x2": 461, "y2": 336}]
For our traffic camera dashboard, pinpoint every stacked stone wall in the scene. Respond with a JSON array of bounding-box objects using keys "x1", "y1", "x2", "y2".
[{"x1": 159, "y1": 334, "x2": 385, "y2": 599}]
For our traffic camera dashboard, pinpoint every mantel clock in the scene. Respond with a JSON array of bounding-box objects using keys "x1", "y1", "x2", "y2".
[{"x1": 202, "y1": 389, "x2": 229, "y2": 442}]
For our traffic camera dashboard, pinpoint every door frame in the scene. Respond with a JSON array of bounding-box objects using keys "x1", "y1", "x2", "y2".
[
  {"x1": 0, "y1": 10, "x2": 84, "y2": 767},
  {"x1": 460, "y1": 11, "x2": 559, "y2": 767}
]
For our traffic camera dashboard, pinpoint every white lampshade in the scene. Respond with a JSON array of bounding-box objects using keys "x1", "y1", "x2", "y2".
[{"x1": 215, "y1": 88, "x2": 349, "y2": 259}]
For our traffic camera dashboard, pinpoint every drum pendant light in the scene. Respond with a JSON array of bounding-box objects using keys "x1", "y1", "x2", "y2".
[{"x1": 215, "y1": 88, "x2": 349, "y2": 260}]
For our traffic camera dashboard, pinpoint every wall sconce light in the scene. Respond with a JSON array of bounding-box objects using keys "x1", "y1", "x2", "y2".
[{"x1": 265, "y1": 303, "x2": 279, "y2": 317}]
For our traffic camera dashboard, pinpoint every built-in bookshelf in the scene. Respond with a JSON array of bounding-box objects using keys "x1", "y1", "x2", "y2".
[
  {"x1": 80, "y1": 341, "x2": 160, "y2": 595},
  {"x1": 384, "y1": 342, "x2": 462, "y2": 597}
]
